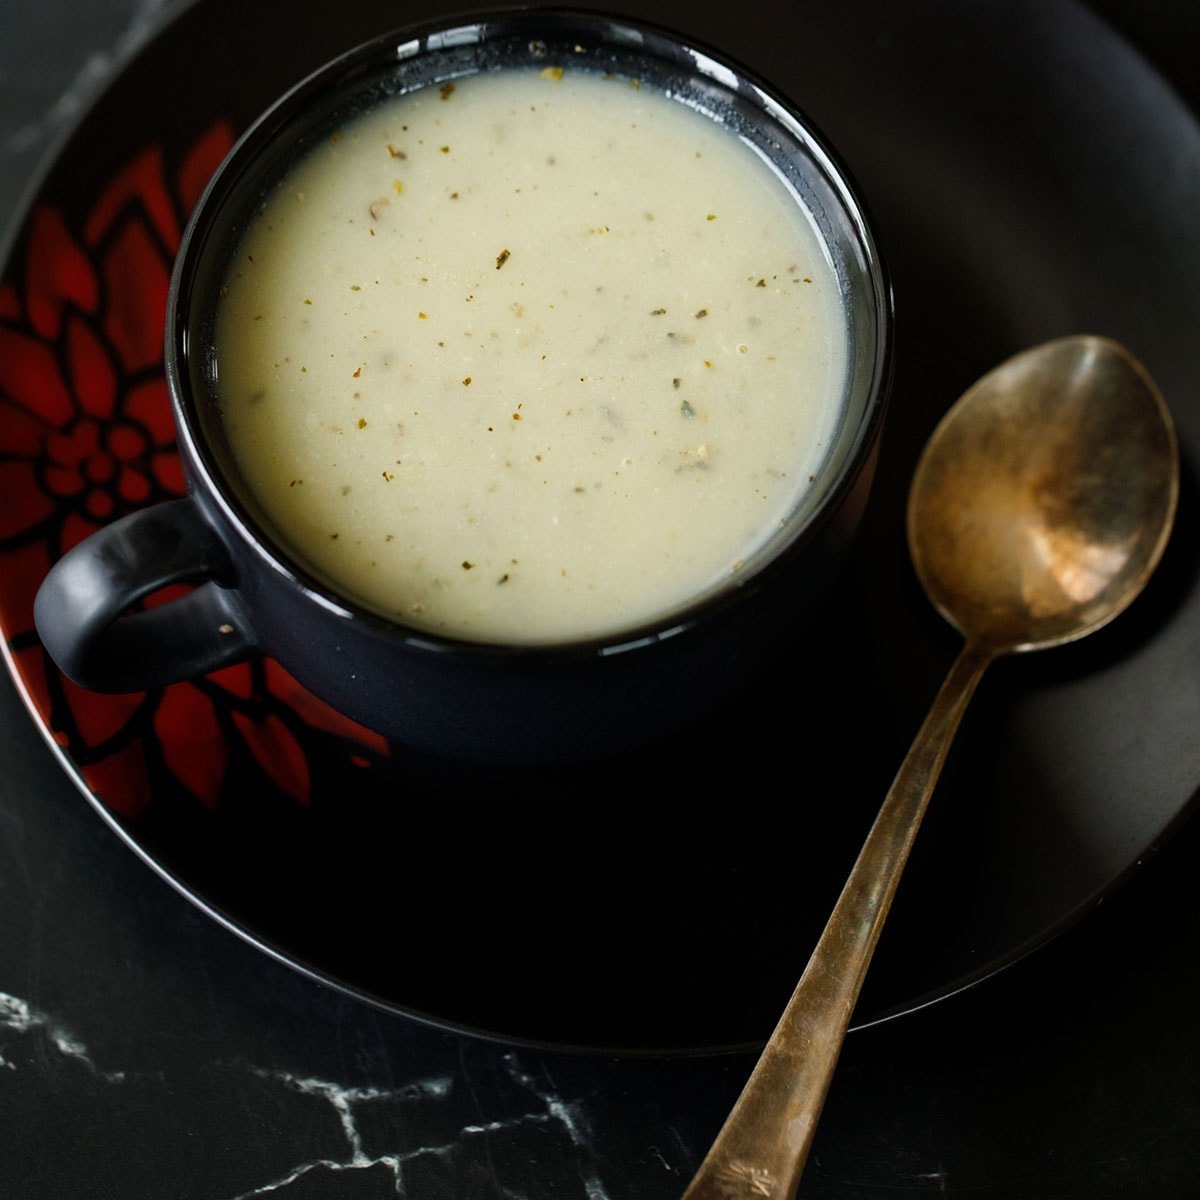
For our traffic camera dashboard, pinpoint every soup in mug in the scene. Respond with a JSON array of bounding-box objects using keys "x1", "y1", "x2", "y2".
[{"x1": 215, "y1": 66, "x2": 846, "y2": 644}]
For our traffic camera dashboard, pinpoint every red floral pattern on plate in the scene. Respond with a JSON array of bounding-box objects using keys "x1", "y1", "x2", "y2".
[{"x1": 0, "y1": 123, "x2": 390, "y2": 820}]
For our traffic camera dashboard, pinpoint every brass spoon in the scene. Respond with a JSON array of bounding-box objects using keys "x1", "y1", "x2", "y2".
[{"x1": 682, "y1": 335, "x2": 1179, "y2": 1200}]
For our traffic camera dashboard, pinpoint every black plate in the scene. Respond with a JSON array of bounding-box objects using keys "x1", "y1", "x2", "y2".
[{"x1": 3, "y1": 0, "x2": 1200, "y2": 1054}]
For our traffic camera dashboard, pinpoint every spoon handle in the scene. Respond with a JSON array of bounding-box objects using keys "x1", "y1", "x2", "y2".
[{"x1": 681, "y1": 642, "x2": 992, "y2": 1200}]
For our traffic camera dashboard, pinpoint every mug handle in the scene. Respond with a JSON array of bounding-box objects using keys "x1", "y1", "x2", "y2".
[{"x1": 34, "y1": 497, "x2": 257, "y2": 692}]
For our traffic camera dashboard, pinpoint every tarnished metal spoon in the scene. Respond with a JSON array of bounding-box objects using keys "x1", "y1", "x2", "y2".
[{"x1": 682, "y1": 335, "x2": 1179, "y2": 1200}]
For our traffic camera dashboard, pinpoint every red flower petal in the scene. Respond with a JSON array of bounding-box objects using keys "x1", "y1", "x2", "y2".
[
  {"x1": 0, "y1": 395, "x2": 52, "y2": 457},
  {"x1": 84, "y1": 452, "x2": 116, "y2": 484},
  {"x1": 84, "y1": 489, "x2": 116, "y2": 520},
  {"x1": 207, "y1": 661, "x2": 254, "y2": 699},
  {"x1": 61, "y1": 675, "x2": 145, "y2": 748},
  {"x1": 0, "y1": 282, "x2": 20, "y2": 319},
  {"x1": 43, "y1": 463, "x2": 86, "y2": 499},
  {"x1": 107, "y1": 424, "x2": 148, "y2": 461},
  {"x1": 101, "y1": 219, "x2": 171, "y2": 373},
  {"x1": 263, "y1": 659, "x2": 391, "y2": 757},
  {"x1": 154, "y1": 683, "x2": 229, "y2": 809},
  {"x1": 150, "y1": 449, "x2": 186, "y2": 496},
  {"x1": 85, "y1": 146, "x2": 179, "y2": 253},
  {"x1": 65, "y1": 315, "x2": 118, "y2": 419},
  {"x1": 0, "y1": 460, "x2": 56, "y2": 538},
  {"x1": 80, "y1": 741, "x2": 151, "y2": 820},
  {"x1": 141, "y1": 581, "x2": 193, "y2": 610},
  {"x1": 0, "y1": 326, "x2": 74, "y2": 427},
  {"x1": 59, "y1": 511, "x2": 102, "y2": 554},
  {"x1": 46, "y1": 420, "x2": 100, "y2": 469},
  {"x1": 124, "y1": 378, "x2": 175, "y2": 448},
  {"x1": 9, "y1": 642, "x2": 53, "y2": 727},
  {"x1": 0, "y1": 538, "x2": 52, "y2": 638},
  {"x1": 177, "y1": 121, "x2": 236, "y2": 214},
  {"x1": 232, "y1": 710, "x2": 312, "y2": 806},
  {"x1": 24, "y1": 208, "x2": 99, "y2": 340},
  {"x1": 116, "y1": 464, "x2": 152, "y2": 504}
]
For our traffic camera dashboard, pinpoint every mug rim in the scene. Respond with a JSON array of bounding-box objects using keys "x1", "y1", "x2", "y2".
[{"x1": 165, "y1": 4, "x2": 895, "y2": 662}]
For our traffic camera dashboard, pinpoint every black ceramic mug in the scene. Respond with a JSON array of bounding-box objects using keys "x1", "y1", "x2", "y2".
[{"x1": 34, "y1": 8, "x2": 893, "y2": 763}]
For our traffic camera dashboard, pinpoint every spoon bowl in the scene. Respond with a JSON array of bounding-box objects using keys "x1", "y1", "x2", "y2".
[
  {"x1": 911, "y1": 335, "x2": 1178, "y2": 654},
  {"x1": 683, "y1": 335, "x2": 1179, "y2": 1200}
]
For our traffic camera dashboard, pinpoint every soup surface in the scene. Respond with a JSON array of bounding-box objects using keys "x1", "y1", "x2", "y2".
[{"x1": 216, "y1": 66, "x2": 846, "y2": 643}]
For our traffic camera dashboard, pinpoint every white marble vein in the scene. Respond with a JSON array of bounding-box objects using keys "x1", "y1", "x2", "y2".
[
  {"x1": 239, "y1": 1068, "x2": 454, "y2": 1193},
  {"x1": 272, "y1": 1071, "x2": 453, "y2": 1158},
  {"x1": 0, "y1": 989, "x2": 125, "y2": 1081},
  {"x1": 227, "y1": 1056, "x2": 610, "y2": 1199},
  {"x1": 0, "y1": 987, "x2": 610, "y2": 1199},
  {"x1": 503, "y1": 1053, "x2": 612, "y2": 1200}
]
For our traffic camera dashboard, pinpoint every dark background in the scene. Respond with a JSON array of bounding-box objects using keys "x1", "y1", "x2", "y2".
[{"x1": 2, "y1": 2, "x2": 1200, "y2": 1197}]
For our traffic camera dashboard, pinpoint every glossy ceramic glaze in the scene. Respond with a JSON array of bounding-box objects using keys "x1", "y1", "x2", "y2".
[{"x1": 33, "y1": 8, "x2": 892, "y2": 762}]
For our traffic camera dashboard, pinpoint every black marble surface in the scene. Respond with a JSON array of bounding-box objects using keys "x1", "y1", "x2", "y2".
[{"x1": 3, "y1": 2, "x2": 1200, "y2": 1197}]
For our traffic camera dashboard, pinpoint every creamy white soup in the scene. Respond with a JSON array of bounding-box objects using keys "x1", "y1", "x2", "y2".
[{"x1": 215, "y1": 66, "x2": 846, "y2": 644}]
